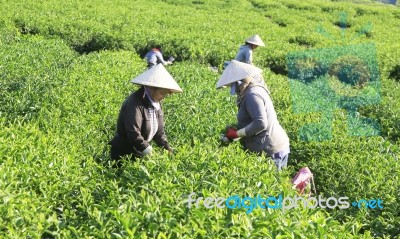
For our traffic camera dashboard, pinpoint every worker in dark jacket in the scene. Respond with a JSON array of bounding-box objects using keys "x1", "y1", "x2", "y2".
[{"x1": 109, "y1": 64, "x2": 182, "y2": 161}]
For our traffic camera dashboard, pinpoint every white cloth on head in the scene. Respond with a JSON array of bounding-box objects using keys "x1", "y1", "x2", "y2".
[
  {"x1": 230, "y1": 80, "x2": 243, "y2": 95},
  {"x1": 145, "y1": 87, "x2": 161, "y2": 110}
]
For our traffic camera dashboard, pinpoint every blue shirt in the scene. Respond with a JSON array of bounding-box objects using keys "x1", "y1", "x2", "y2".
[
  {"x1": 145, "y1": 50, "x2": 167, "y2": 67},
  {"x1": 235, "y1": 45, "x2": 253, "y2": 64}
]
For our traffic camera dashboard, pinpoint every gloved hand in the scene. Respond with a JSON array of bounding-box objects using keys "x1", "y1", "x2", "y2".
[{"x1": 225, "y1": 127, "x2": 239, "y2": 140}]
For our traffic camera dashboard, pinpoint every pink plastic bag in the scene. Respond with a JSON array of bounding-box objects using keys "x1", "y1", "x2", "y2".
[{"x1": 291, "y1": 167, "x2": 316, "y2": 195}]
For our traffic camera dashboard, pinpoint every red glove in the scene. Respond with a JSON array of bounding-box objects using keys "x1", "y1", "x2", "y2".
[{"x1": 226, "y1": 127, "x2": 239, "y2": 140}]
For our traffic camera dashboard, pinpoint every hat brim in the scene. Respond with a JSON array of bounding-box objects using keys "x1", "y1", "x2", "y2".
[
  {"x1": 131, "y1": 82, "x2": 182, "y2": 93},
  {"x1": 216, "y1": 60, "x2": 262, "y2": 89},
  {"x1": 130, "y1": 64, "x2": 183, "y2": 93},
  {"x1": 245, "y1": 35, "x2": 266, "y2": 47},
  {"x1": 246, "y1": 40, "x2": 266, "y2": 47}
]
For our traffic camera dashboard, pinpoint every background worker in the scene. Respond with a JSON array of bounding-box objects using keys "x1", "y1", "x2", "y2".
[
  {"x1": 144, "y1": 46, "x2": 173, "y2": 69},
  {"x1": 234, "y1": 34, "x2": 265, "y2": 65},
  {"x1": 224, "y1": 34, "x2": 266, "y2": 86}
]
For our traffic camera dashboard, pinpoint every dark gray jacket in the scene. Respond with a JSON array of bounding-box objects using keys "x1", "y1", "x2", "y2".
[
  {"x1": 237, "y1": 85, "x2": 289, "y2": 156},
  {"x1": 110, "y1": 87, "x2": 171, "y2": 157}
]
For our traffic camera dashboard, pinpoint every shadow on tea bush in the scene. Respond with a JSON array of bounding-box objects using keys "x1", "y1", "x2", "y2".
[
  {"x1": 73, "y1": 32, "x2": 125, "y2": 54},
  {"x1": 389, "y1": 65, "x2": 400, "y2": 82},
  {"x1": 288, "y1": 56, "x2": 328, "y2": 83},
  {"x1": 328, "y1": 55, "x2": 371, "y2": 87}
]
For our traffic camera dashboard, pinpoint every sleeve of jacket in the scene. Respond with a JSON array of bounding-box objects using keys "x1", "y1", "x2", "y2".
[
  {"x1": 153, "y1": 108, "x2": 172, "y2": 150},
  {"x1": 245, "y1": 49, "x2": 253, "y2": 64},
  {"x1": 241, "y1": 92, "x2": 268, "y2": 136},
  {"x1": 156, "y1": 51, "x2": 168, "y2": 65},
  {"x1": 122, "y1": 103, "x2": 150, "y2": 153},
  {"x1": 144, "y1": 51, "x2": 150, "y2": 61}
]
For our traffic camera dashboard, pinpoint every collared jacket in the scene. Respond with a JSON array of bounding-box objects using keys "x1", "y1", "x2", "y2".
[{"x1": 109, "y1": 87, "x2": 171, "y2": 158}]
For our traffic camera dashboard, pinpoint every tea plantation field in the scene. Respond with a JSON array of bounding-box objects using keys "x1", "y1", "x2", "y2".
[{"x1": 0, "y1": 0, "x2": 399, "y2": 238}]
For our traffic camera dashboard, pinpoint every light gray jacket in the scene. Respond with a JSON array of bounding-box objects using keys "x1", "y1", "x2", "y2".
[
  {"x1": 237, "y1": 85, "x2": 289, "y2": 156},
  {"x1": 235, "y1": 45, "x2": 253, "y2": 64}
]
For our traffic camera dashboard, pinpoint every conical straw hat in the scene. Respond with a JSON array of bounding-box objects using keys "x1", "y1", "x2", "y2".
[
  {"x1": 245, "y1": 34, "x2": 265, "y2": 47},
  {"x1": 216, "y1": 60, "x2": 263, "y2": 89},
  {"x1": 130, "y1": 64, "x2": 182, "y2": 92}
]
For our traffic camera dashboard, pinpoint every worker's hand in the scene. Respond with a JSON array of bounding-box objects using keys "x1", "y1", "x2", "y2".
[
  {"x1": 225, "y1": 127, "x2": 239, "y2": 140},
  {"x1": 221, "y1": 135, "x2": 230, "y2": 143},
  {"x1": 142, "y1": 145, "x2": 153, "y2": 155}
]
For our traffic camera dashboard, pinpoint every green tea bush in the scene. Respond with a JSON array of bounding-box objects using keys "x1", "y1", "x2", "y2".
[{"x1": 0, "y1": 35, "x2": 76, "y2": 124}]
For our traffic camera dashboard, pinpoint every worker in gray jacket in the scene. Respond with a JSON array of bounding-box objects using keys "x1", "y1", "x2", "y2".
[{"x1": 217, "y1": 60, "x2": 290, "y2": 170}]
